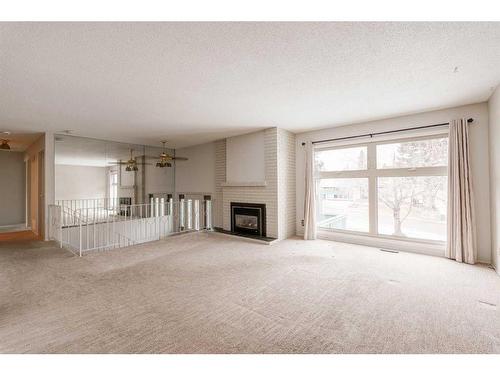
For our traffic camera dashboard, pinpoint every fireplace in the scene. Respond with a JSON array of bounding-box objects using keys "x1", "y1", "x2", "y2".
[{"x1": 231, "y1": 202, "x2": 266, "y2": 237}]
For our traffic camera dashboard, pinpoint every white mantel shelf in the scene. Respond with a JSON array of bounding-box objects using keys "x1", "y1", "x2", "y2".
[{"x1": 221, "y1": 181, "x2": 267, "y2": 187}]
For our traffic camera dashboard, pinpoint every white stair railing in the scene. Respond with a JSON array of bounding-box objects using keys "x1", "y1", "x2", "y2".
[
  {"x1": 56, "y1": 198, "x2": 121, "y2": 226},
  {"x1": 49, "y1": 198, "x2": 213, "y2": 256}
]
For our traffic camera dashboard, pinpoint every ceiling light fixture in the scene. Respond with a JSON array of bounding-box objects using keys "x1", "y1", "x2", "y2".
[
  {"x1": 0, "y1": 139, "x2": 11, "y2": 150},
  {"x1": 152, "y1": 140, "x2": 187, "y2": 167},
  {"x1": 109, "y1": 149, "x2": 150, "y2": 171}
]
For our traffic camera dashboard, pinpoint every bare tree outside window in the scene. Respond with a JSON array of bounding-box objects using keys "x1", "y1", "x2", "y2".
[
  {"x1": 377, "y1": 138, "x2": 448, "y2": 239},
  {"x1": 315, "y1": 136, "x2": 448, "y2": 241}
]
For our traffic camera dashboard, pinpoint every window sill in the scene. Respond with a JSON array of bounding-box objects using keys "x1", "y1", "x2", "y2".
[{"x1": 317, "y1": 229, "x2": 446, "y2": 258}]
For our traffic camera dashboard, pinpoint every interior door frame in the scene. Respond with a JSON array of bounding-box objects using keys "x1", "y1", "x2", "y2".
[{"x1": 38, "y1": 150, "x2": 45, "y2": 239}]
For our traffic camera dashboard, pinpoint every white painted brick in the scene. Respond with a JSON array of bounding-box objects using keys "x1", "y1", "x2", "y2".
[{"x1": 217, "y1": 127, "x2": 296, "y2": 240}]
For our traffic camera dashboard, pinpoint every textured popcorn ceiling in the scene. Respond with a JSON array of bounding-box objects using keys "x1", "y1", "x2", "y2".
[{"x1": 1, "y1": 22, "x2": 499, "y2": 148}]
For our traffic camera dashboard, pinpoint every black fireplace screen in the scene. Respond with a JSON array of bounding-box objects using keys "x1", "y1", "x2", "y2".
[
  {"x1": 230, "y1": 202, "x2": 266, "y2": 237},
  {"x1": 235, "y1": 214, "x2": 258, "y2": 230}
]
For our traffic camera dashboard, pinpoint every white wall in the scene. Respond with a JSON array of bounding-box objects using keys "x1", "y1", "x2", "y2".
[
  {"x1": 277, "y1": 129, "x2": 296, "y2": 239},
  {"x1": 143, "y1": 163, "x2": 174, "y2": 197},
  {"x1": 55, "y1": 165, "x2": 107, "y2": 201},
  {"x1": 222, "y1": 128, "x2": 279, "y2": 238},
  {"x1": 214, "y1": 139, "x2": 226, "y2": 228},
  {"x1": 488, "y1": 86, "x2": 500, "y2": 273},
  {"x1": 226, "y1": 130, "x2": 265, "y2": 183},
  {"x1": 175, "y1": 142, "x2": 217, "y2": 195},
  {"x1": 0, "y1": 151, "x2": 26, "y2": 226},
  {"x1": 296, "y1": 103, "x2": 492, "y2": 263}
]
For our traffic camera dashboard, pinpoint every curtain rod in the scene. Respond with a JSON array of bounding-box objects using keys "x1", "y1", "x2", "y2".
[{"x1": 301, "y1": 118, "x2": 474, "y2": 146}]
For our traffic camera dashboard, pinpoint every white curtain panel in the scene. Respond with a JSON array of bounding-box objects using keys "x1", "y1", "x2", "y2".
[
  {"x1": 446, "y1": 118, "x2": 477, "y2": 264},
  {"x1": 304, "y1": 142, "x2": 317, "y2": 240}
]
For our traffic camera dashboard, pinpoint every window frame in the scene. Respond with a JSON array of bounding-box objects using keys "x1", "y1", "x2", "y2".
[
  {"x1": 314, "y1": 143, "x2": 369, "y2": 172},
  {"x1": 315, "y1": 132, "x2": 448, "y2": 244},
  {"x1": 317, "y1": 177, "x2": 370, "y2": 233},
  {"x1": 108, "y1": 170, "x2": 118, "y2": 209}
]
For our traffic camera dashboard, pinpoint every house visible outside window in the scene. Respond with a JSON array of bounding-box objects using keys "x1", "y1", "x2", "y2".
[
  {"x1": 109, "y1": 170, "x2": 118, "y2": 209},
  {"x1": 315, "y1": 134, "x2": 448, "y2": 242}
]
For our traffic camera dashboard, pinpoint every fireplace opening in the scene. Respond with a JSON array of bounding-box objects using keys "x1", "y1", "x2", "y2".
[
  {"x1": 235, "y1": 214, "x2": 258, "y2": 230},
  {"x1": 231, "y1": 202, "x2": 266, "y2": 237}
]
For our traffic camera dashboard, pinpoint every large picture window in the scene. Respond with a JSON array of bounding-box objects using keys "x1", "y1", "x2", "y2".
[
  {"x1": 315, "y1": 146, "x2": 368, "y2": 171},
  {"x1": 109, "y1": 170, "x2": 118, "y2": 209},
  {"x1": 318, "y1": 178, "x2": 369, "y2": 232},
  {"x1": 315, "y1": 134, "x2": 448, "y2": 242}
]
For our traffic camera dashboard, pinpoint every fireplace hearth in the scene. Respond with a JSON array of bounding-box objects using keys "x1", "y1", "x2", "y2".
[{"x1": 231, "y1": 202, "x2": 266, "y2": 237}]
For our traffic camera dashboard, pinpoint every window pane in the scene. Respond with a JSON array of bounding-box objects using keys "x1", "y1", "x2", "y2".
[
  {"x1": 317, "y1": 178, "x2": 369, "y2": 232},
  {"x1": 315, "y1": 146, "x2": 367, "y2": 171},
  {"x1": 377, "y1": 137, "x2": 448, "y2": 169},
  {"x1": 377, "y1": 176, "x2": 447, "y2": 241}
]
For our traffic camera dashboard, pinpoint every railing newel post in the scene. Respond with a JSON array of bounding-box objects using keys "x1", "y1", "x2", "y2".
[{"x1": 59, "y1": 206, "x2": 63, "y2": 248}]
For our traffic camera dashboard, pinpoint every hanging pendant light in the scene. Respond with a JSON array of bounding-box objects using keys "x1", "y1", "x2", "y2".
[{"x1": 0, "y1": 139, "x2": 11, "y2": 150}]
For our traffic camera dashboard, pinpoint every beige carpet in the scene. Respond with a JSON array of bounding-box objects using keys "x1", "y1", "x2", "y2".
[{"x1": 1, "y1": 232, "x2": 499, "y2": 354}]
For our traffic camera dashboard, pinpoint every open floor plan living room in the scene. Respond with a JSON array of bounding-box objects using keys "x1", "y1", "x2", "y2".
[{"x1": 1, "y1": 18, "x2": 500, "y2": 364}]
